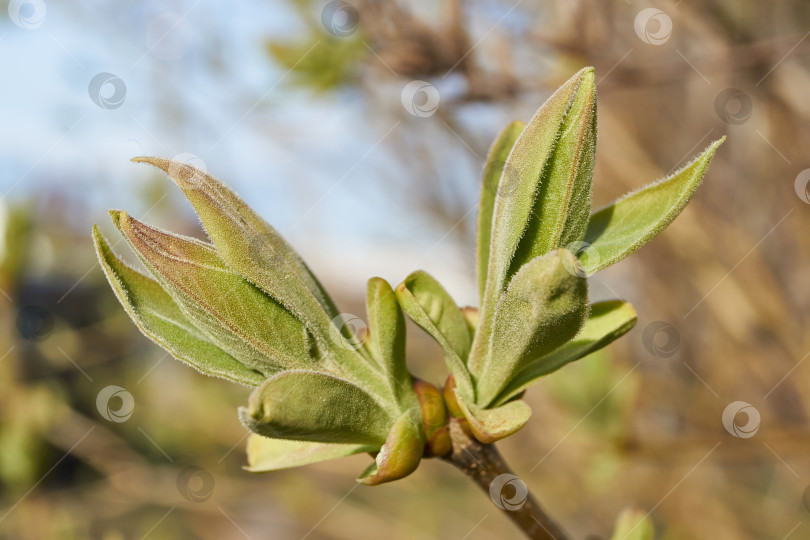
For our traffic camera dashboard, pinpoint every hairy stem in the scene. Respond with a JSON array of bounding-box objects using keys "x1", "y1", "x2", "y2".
[{"x1": 443, "y1": 419, "x2": 570, "y2": 540}]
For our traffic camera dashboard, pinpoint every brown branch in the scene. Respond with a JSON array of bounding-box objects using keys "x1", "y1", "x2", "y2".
[{"x1": 442, "y1": 419, "x2": 570, "y2": 540}]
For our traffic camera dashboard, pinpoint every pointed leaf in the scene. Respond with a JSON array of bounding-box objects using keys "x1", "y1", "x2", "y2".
[
  {"x1": 582, "y1": 138, "x2": 724, "y2": 274},
  {"x1": 477, "y1": 120, "x2": 525, "y2": 302},
  {"x1": 453, "y1": 388, "x2": 532, "y2": 444},
  {"x1": 110, "y1": 210, "x2": 314, "y2": 376},
  {"x1": 357, "y1": 407, "x2": 425, "y2": 485},
  {"x1": 130, "y1": 157, "x2": 339, "y2": 342},
  {"x1": 365, "y1": 277, "x2": 413, "y2": 406},
  {"x1": 245, "y1": 433, "x2": 375, "y2": 473},
  {"x1": 508, "y1": 68, "x2": 597, "y2": 275},
  {"x1": 239, "y1": 370, "x2": 394, "y2": 445},
  {"x1": 476, "y1": 249, "x2": 588, "y2": 406},
  {"x1": 494, "y1": 300, "x2": 637, "y2": 406},
  {"x1": 93, "y1": 226, "x2": 264, "y2": 386},
  {"x1": 394, "y1": 271, "x2": 474, "y2": 399},
  {"x1": 473, "y1": 67, "x2": 594, "y2": 377}
]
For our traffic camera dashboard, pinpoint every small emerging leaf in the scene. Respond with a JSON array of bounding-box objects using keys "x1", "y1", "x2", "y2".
[
  {"x1": 245, "y1": 434, "x2": 375, "y2": 472},
  {"x1": 130, "y1": 157, "x2": 384, "y2": 392},
  {"x1": 239, "y1": 370, "x2": 393, "y2": 445},
  {"x1": 475, "y1": 249, "x2": 588, "y2": 406},
  {"x1": 93, "y1": 226, "x2": 264, "y2": 386},
  {"x1": 365, "y1": 277, "x2": 413, "y2": 407},
  {"x1": 508, "y1": 67, "x2": 596, "y2": 276},
  {"x1": 357, "y1": 407, "x2": 425, "y2": 485},
  {"x1": 494, "y1": 300, "x2": 637, "y2": 406},
  {"x1": 394, "y1": 271, "x2": 474, "y2": 399},
  {"x1": 110, "y1": 210, "x2": 313, "y2": 377},
  {"x1": 453, "y1": 389, "x2": 532, "y2": 444},
  {"x1": 581, "y1": 138, "x2": 724, "y2": 274},
  {"x1": 477, "y1": 120, "x2": 525, "y2": 303},
  {"x1": 473, "y1": 67, "x2": 594, "y2": 379}
]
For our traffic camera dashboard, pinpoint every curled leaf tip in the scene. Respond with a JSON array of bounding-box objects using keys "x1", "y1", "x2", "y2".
[{"x1": 357, "y1": 408, "x2": 425, "y2": 486}]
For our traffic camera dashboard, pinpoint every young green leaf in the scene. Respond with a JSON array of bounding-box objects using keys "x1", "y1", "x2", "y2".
[
  {"x1": 365, "y1": 277, "x2": 413, "y2": 406},
  {"x1": 477, "y1": 120, "x2": 525, "y2": 303},
  {"x1": 130, "y1": 157, "x2": 340, "y2": 343},
  {"x1": 239, "y1": 370, "x2": 394, "y2": 445},
  {"x1": 475, "y1": 249, "x2": 588, "y2": 406},
  {"x1": 394, "y1": 271, "x2": 474, "y2": 399},
  {"x1": 493, "y1": 300, "x2": 637, "y2": 406},
  {"x1": 357, "y1": 407, "x2": 425, "y2": 485},
  {"x1": 92, "y1": 225, "x2": 264, "y2": 386},
  {"x1": 507, "y1": 67, "x2": 597, "y2": 276},
  {"x1": 473, "y1": 67, "x2": 594, "y2": 375},
  {"x1": 581, "y1": 138, "x2": 725, "y2": 274},
  {"x1": 245, "y1": 434, "x2": 376, "y2": 472},
  {"x1": 452, "y1": 389, "x2": 532, "y2": 443},
  {"x1": 110, "y1": 210, "x2": 315, "y2": 376}
]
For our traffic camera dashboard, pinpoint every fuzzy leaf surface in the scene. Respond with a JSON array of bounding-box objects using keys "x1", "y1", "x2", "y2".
[
  {"x1": 477, "y1": 120, "x2": 525, "y2": 303},
  {"x1": 110, "y1": 210, "x2": 314, "y2": 376},
  {"x1": 582, "y1": 138, "x2": 724, "y2": 274},
  {"x1": 494, "y1": 300, "x2": 637, "y2": 405},
  {"x1": 93, "y1": 226, "x2": 264, "y2": 386},
  {"x1": 477, "y1": 249, "x2": 588, "y2": 406},
  {"x1": 394, "y1": 271, "x2": 473, "y2": 398},
  {"x1": 239, "y1": 370, "x2": 394, "y2": 445},
  {"x1": 508, "y1": 67, "x2": 596, "y2": 276}
]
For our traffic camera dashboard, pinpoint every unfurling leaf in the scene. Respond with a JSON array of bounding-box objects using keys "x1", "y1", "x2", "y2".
[
  {"x1": 474, "y1": 249, "x2": 588, "y2": 406},
  {"x1": 365, "y1": 277, "x2": 413, "y2": 408},
  {"x1": 109, "y1": 210, "x2": 313, "y2": 376},
  {"x1": 453, "y1": 388, "x2": 532, "y2": 443},
  {"x1": 130, "y1": 156, "x2": 386, "y2": 395},
  {"x1": 472, "y1": 68, "x2": 595, "y2": 387},
  {"x1": 493, "y1": 300, "x2": 637, "y2": 406},
  {"x1": 581, "y1": 138, "x2": 724, "y2": 274},
  {"x1": 239, "y1": 370, "x2": 394, "y2": 445},
  {"x1": 357, "y1": 407, "x2": 425, "y2": 485},
  {"x1": 507, "y1": 67, "x2": 596, "y2": 276},
  {"x1": 93, "y1": 225, "x2": 264, "y2": 387},
  {"x1": 394, "y1": 271, "x2": 474, "y2": 399},
  {"x1": 477, "y1": 120, "x2": 525, "y2": 303}
]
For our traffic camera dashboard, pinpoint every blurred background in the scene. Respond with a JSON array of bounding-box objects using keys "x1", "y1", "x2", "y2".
[{"x1": 1, "y1": 0, "x2": 809, "y2": 538}]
